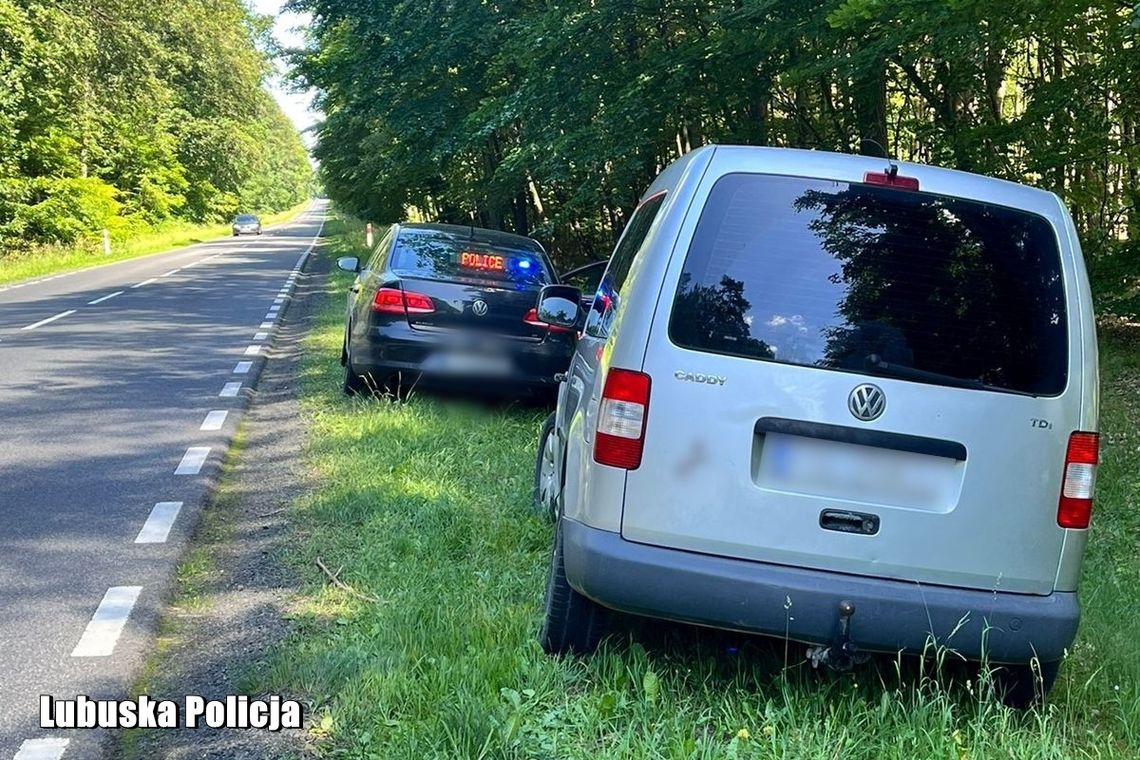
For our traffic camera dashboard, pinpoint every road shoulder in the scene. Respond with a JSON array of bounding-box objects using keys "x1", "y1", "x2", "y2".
[{"x1": 113, "y1": 244, "x2": 331, "y2": 760}]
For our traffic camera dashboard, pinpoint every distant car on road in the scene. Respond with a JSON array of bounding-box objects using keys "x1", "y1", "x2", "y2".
[
  {"x1": 232, "y1": 214, "x2": 262, "y2": 236},
  {"x1": 534, "y1": 145, "x2": 1099, "y2": 707},
  {"x1": 337, "y1": 223, "x2": 574, "y2": 397}
]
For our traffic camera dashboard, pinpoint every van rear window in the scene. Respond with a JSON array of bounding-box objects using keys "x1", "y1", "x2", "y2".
[
  {"x1": 670, "y1": 173, "x2": 1068, "y2": 395},
  {"x1": 392, "y1": 230, "x2": 552, "y2": 287}
]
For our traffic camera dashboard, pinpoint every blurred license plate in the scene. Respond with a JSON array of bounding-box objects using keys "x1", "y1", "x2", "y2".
[
  {"x1": 423, "y1": 351, "x2": 512, "y2": 377},
  {"x1": 758, "y1": 433, "x2": 957, "y2": 510}
]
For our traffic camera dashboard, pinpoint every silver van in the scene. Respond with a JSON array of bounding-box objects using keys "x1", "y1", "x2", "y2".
[{"x1": 532, "y1": 146, "x2": 1099, "y2": 705}]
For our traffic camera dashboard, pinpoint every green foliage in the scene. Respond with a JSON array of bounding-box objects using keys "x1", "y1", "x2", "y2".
[
  {"x1": 294, "y1": 0, "x2": 1140, "y2": 293},
  {"x1": 0, "y1": 0, "x2": 313, "y2": 252}
]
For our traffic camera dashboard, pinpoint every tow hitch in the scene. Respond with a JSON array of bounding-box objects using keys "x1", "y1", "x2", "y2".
[{"x1": 806, "y1": 600, "x2": 872, "y2": 672}]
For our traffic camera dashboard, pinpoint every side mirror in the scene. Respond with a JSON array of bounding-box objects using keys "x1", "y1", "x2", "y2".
[
  {"x1": 337, "y1": 256, "x2": 360, "y2": 273},
  {"x1": 536, "y1": 284, "x2": 581, "y2": 330}
]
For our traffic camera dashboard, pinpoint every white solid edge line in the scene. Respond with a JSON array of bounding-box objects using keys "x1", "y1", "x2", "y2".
[
  {"x1": 244, "y1": 344, "x2": 262, "y2": 356},
  {"x1": 220, "y1": 381, "x2": 242, "y2": 398},
  {"x1": 175, "y1": 447, "x2": 210, "y2": 475},
  {"x1": 135, "y1": 502, "x2": 184, "y2": 544},
  {"x1": 71, "y1": 586, "x2": 143, "y2": 657},
  {"x1": 200, "y1": 410, "x2": 228, "y2": 431},
  {"x1": 233, "y1": 361, "x2": 253, "y2": 374},
  {"x1": 14, "y1": 737, "x2": 70, "y2": 760},
  {"x1": 87, "y1": 290, "x2": 124, "y2": 305},
  {"x1": 22, "y1": 310, "x2": 76, "y2": 331},
  {"x1": 131, "y1": 278, "x2": 155, "y2": 289}
]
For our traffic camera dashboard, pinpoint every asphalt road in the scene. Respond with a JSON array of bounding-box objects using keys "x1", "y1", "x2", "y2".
[{"x1": 0, "y1": 202, "x2": 327, "y2": 759}]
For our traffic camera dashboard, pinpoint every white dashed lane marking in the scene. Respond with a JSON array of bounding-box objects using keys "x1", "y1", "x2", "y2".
[
  {"x1": 200, "y1": 410, "x2": 228, "y2": 431},
  {"x1": 174, "y1": 447, "x2": 210, "y2": 475},
  {"x1": 135, "y1": 502, "x2": 183, "y2": 544},
  {"x1": 87, "y1": 290, "x2": 124, "y2": 305},
  {"x1": 259, "y1": 321, "x2": 273, "y2": 329},
  {"x1": 71, "y1": 586, "x2": 143, "y2": 657},
  {"x1": 243, "y1": 344, "x2": 262, "y2": 356},
  {"x1": 219, "y1": 382, "x2": 242, "y2": 398},
  {"x1": 22, "y1": 310, "x2": 76, "y2": 331},
  {"x1": 13, "y1": 737, "x2": 69, "y2": 760},
  {"x1": 160, "y1": 268, "x2": 180, "y2": 278},
  {"x1": 233, "y1": 361, "x2": 252, "y2": 374},
  {"x1": 131, "y1": 278, "x2": 155, "y2": 289},
  {"x1": 254, "y1": 332, "x2": 269, "y2": 341}
]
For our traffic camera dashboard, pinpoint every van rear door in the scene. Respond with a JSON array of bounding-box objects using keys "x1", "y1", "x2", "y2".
[{"x1": 621, "y1": 171, "x2": 1079, "y2": 595}]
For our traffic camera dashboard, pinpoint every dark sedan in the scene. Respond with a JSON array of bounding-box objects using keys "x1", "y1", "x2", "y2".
[{"x1": 338, "y1": 223, "x2": 575, "y2": 397}]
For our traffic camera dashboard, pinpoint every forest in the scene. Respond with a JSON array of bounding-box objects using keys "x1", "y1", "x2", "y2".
[
  {"x1": 294, "y1": 0, "x2": 1140, "y2": 314},
  {"x1": 0, "y1": 0, "x2": 313, "y2": 252}
]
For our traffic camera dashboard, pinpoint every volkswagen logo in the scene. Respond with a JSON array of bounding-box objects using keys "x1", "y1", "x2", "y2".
[
  {"x1": 471, "y1": 299, "x2": 488, "y2": 316},
  {"x1": 848, "y1": 383, "x2": 885, "y2": 422}
]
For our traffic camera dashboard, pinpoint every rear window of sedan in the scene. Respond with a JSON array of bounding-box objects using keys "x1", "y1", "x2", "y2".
[
  {"x1": 391, "y1": 230, "x2": 553, "y2": 287},
  {"x1": 669, "y1": 173, "x2": 1068, "y2": 396}
]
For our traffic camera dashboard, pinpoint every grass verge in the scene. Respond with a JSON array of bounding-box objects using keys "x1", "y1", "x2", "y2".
[
  {"x1": 256, "y1": 213, "x2": 1140, "y2": 758},
  {"x1": 0, "y1": 201, "x2": 311, "y2": 286}
]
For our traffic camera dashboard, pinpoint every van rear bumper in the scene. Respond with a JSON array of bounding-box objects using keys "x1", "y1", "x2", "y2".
[{"x1": 561, "y1": 519, "x2": 1079, "y2": 664}]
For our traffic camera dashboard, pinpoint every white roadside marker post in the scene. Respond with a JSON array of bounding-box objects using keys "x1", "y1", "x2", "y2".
[{"x1": 102, "y1": 229, "x2": 111, "y2": 256}]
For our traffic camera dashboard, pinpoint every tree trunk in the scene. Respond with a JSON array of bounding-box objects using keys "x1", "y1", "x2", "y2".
[{"x1": 853, "y1": 58, "x2": 888, "y2": 157}]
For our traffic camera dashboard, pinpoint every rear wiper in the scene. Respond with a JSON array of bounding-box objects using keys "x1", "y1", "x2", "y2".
[{"x1": 863, "y1": 354, "x2": 1037, "y2": 397}]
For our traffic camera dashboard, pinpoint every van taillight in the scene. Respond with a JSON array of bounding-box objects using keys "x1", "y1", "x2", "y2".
[
  {"x1": 864, "y1": 171, "x2": 920, "y2": 191},
  {"x1": 1058, "y1": 431, "x2": 1099, "y2": 529},
  {"x1": 523, "y1": 307, "x2": 574, "y2": 334},
  {"x1": 373, "y1": 287, "x2": 435, "y2": 315},
  {"x1": 594, "y1": 369, "x2": 651, "y2": 469}
]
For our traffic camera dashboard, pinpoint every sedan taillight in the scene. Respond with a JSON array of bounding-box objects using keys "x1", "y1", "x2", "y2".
[
  {"x1": 373, "y1": 287, "x2": 435, "y2": 315},
  {"x1": 523, "y1": 307, "x2": 575, "y2": 334}
]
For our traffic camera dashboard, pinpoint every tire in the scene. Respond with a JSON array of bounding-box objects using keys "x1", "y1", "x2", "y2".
[
  {"x1": 539, "y1": 521, "x2": 611, "y2": 655},
  {"x1": 533, "y1": 413, "x2": 559, "y2": 519},
  {"x1": 341, "y1": 339, "x2": 368, "y2": 396},
  {"x1": 991, "y1": 659, "x2": 1061, "y2": 708}
]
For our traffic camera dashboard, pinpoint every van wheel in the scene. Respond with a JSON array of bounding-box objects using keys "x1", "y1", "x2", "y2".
[
  {"x1": 540, "y1": 522, "x2": 611, "y2": 655},
  {"x1": 991, "y1": 659, "x2": 1061, "y2": 708},
  {"x1": 533, "y1": 413, "x2": 559, "y2": 519}
]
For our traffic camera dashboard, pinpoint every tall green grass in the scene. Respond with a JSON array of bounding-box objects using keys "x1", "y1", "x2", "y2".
[
  {"x1": 256, "y1": 215, "x2": 1140, "y2": 758},
  {"x1": 0, "y1": 201, "x2": 310, "y2": 286}
]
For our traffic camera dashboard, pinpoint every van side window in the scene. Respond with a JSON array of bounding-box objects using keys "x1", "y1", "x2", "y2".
[{"x1": 585, "y1": 193, "x2": 666, "y2": 338}]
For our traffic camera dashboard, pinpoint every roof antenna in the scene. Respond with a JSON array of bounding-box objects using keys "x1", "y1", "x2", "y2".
[
  {"x1": 859, "y1": 136, "x2": 890, "y2": 159},
  {"x1": 859, "y1": 136, "x2": 898, "y2": 178}
]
